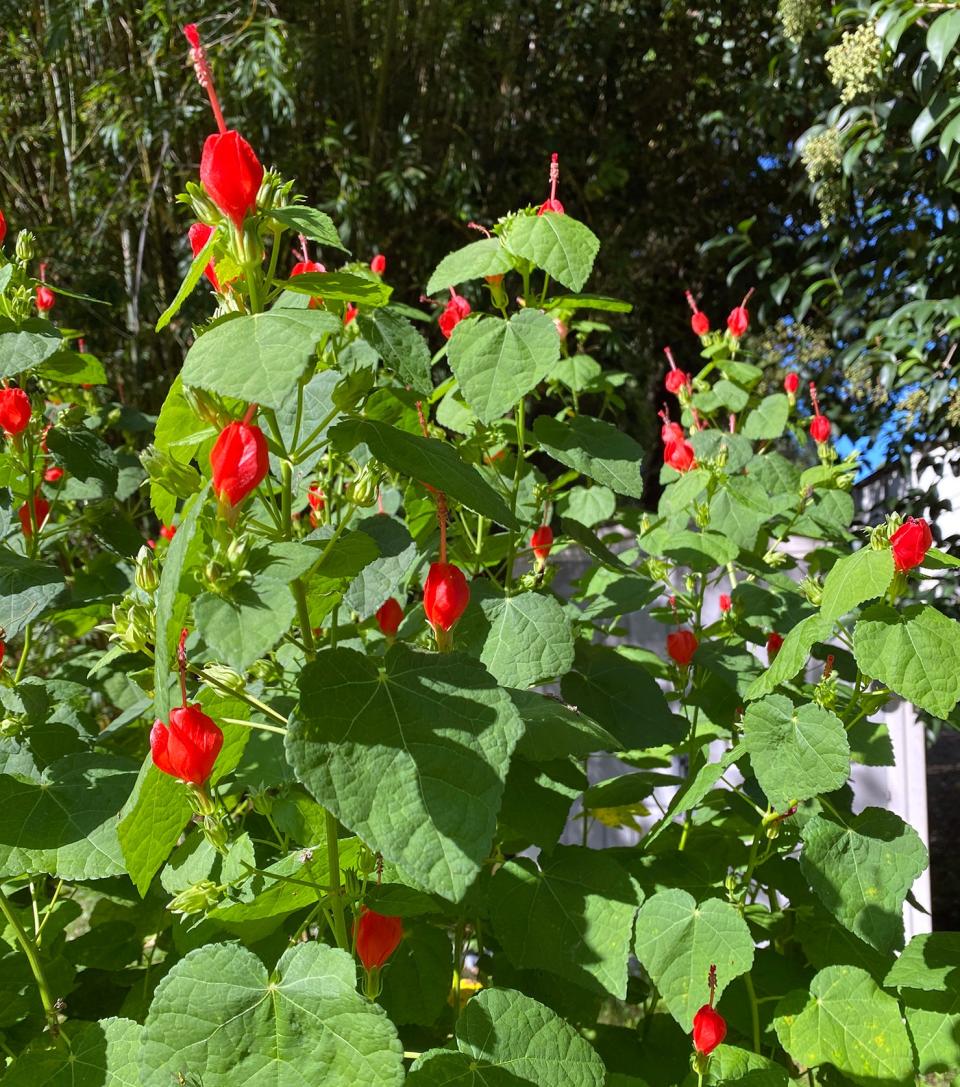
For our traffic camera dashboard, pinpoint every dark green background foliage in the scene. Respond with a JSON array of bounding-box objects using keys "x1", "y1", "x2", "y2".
[{"x1": 8, "y1": 0, "x2": 939, "y2": 477}]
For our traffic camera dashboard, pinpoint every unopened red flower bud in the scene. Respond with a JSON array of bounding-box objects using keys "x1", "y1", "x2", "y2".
[
  {"x1": 307, "y1": 482, "x2": 325, "y2": 512},
  {"x1": 150, "y1": 703, "x2": 223, "y2": 786},
  {"x1": 424, "y1": 562, "x2": 470, "y2": 632},
  {"x1": 661, "y1": 421, "x2": 686, "y2": 446},
  {"x1": 188, "y1": 222, "x2": 222, "y2": 291},
  {"x1": 344, "y1": 303, "x2": 358, "y2": 326},
  {"x1": 766, "y1": 631, "x2": 784, "y2": 660},
  {"x1": 19, "y1": 494, "x2": 50, "y2": 538},
  {"x1": 210, "y1": 418, "x2": 269, "y2": 509},
  {"x1": 692, "y1": 1005, "x2": 726, "y2": 1055},
  {"x1": 36, "y1": 284, "x2": 55, "y2": 313},
  {"x1": 810, "y1": 414, "x2": 831, "y2": 443},
  {"x1": 199, "y1": 130, "x2": 264, "y2": 229},
  {"x1": 376, "y1": 597, "x2": 404, "y2": 637},
  {"x1": 531, "y1": 524, "x2": 554, "y2": 563},
  {"x1": 160, "y1": 524, "x2": 177, "y2": 541},
  {"x1": 719, "y1": 594, "x2": 732, "y2": 612},
  {"x1": 370, "y1": 253, "x2": 386, "y2": 275},
  {"x1": 0, "y1": 387, "x2": 31, "y2": 436},
  {"x1": 355, "y1": 907, "x2": 403, "y2": 970},
  {"x1": 727, "y1": 305, "x2": 748, "y2": 338},
  {"x1": 691, "y1": 311, "x2": 710, "y2": 336},
  {"x1": 889, "y1": 517, "x2": 932, "y2": 572},
  {"x1": 784, "y1": 372, "x2": 799, "y2": 395},
  {"x1": 438, "y1": 288, "x2": 471, "y2": 339},
  {"x1": 44, "y1": 466, "x2": 63, "y2": 483},
  {"x1": 667, "y1": 629, "x2": 698, "y2": 667},
  {"x1": 665, "y1": 369, "x2": 690, "y2": 395},
  {"x1": 183, "y1": 23, "x2": 201, "y2": 48},
  {"x1": 291, "y1": 260, "x2": 326, "y2": 277}
]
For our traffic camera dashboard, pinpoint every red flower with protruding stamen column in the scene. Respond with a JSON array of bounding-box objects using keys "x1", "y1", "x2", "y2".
[
  {"x1": 664, "y1": 346, "x2": 690, "y2": 396},
  {"x1": 438, "y1": 288, "x2": 471, "y2": 339},
  {"x1": 692, "y1": 964, "x2": 727, "y2": 1060},
  {"x1": 537, "y1": 152, "x2": 565, "y2": 215},
  {"x1": 727, "y1": 288, "x2": 754, "y2": 339},
  {"x1": 808, "y1": 382, "x2": 831, "y2": 444},
  {"x1": 685, "y1": 290, "x2": 710, "y2": 337}
]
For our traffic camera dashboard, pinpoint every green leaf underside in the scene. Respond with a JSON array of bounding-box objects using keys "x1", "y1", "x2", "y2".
[{"x1": 286, "y1": 645, "x2": 523, "y2": 900}]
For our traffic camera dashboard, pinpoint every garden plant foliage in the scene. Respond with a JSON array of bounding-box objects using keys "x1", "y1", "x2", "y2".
[{"x1": 0, "y1": 25, "x2": 957, "y2": 1087}]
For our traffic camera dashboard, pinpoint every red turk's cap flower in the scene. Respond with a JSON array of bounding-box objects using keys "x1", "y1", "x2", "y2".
[
  {"x1": 538, "y1": 152, "x2": 565, "y2": 215},
  {"x1": 0, "y1": 387, "x2": 31, "y2": 436},
  {"x1": 291, "y1": 260, "x2": 326, "y2": 277},
  {"x1": 438, "y1": 288, "x2": 471, "y2": 339},
  {"x1": 188, "y1": 222, "x2": 222, "y2": 291},
  {"x1": 424, "y1": 562, "x2": 470, "y2": 631},
  {"x1": 19, "y1": 495, "x2": 50, "y2": 538},
  {"x1": 531, "y1": 524, "x2": 554, "y2": 563},
  {"x1": 665, "y1": 369, "x2": 690, "y2": 395},
  {"x1": 370, "y1": 253, "x2": 386, "y2": 275},
  {"x1": 810, "y1": 414, "x2": 831, "y2": 443},
  {"x1": 692, "y1": 1005, "x2": 727, "y2": 1055},
  {"x1": 355, "y1": 908, "x2": 403, "y2": 971},
  {"x1": 44, "y1": 466, "x2": 63, "y2": 483},
  {"x1": 376, "y1": 598, "x2": 404, "y2": 637},
  {"x1": 665, "y1": 440, "x2": 696, "y2": 473},
  {"x1": 0, "y1": 209, "x2": 6, "y2": 247},
  {"x1": 182, "y1": 23, "x2": 201, "y2": 48},
  {"x1": 667, "y1": 629, "x2": 698, "y2": 667},
  {"x1": 719, "y1": 593, "x2": 732, "y2": 612},
  {"x1": 344, "y1": 303, "x2": 358, "y2": 326},
  {"x1": 200, "y1": 131, "x2": 264, "y2": 229},
  {"x1": 160, "y1": 524, "x2": 177, "y2": 541},
  {"x1": 150, "y1": 703, "x2": 223, "y2": 787},
  {"x1": 784, "y1": 372, "x2": 800, "y2": 395},
  {"x1": 36, "y1": 284, "x2": 55, "y2": 313},
  {"x1": 210, "y1": 418, "x2": 269, "y2": 508},
  {"x1": 767, "y1": 632, "x2": 784, "y2": 660},
  {"x1": 307, "y1": 482, "x2": 325, "y2": 512},
  {"x1": 890, "y1": 517, "x2": 932, "y2": 572},
  {"x1": 661, "y1": 421, "x2": 686, "y2": 446},
  {"x1": 727, "y1": 288, "x2": 754, "y2": 339},
  {"x1": 691, "y1": 311, "x2": 710, "y2": 336}
]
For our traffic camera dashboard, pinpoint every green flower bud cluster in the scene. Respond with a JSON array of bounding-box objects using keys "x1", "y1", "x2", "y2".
[
  {"x1": 826, "y1": 21, "x2": 884, "y2": 104},
  {"x1": 777, "y1": 0, "x2": 821, "y2": 45}
]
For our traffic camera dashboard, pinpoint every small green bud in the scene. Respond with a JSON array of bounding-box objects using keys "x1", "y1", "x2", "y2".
[
  {"x1": 204, "y1": 663, "x2": 246, "y2": 694},
  {"x1": 15, "y1": 230, "x2": 36, "y2": 263},
  {"x1": 226, "y1": 534, "x2": 251, "y2": 569},
  {"x1": 349, "y1": 464, "x2": 381, "y2": 508},
  {"x1": 799, "y1": 575, "x2": 823, "y2": 606},
  {"x1": 240, "y1": 219, "x2": 264, "y2": 267},
  {"x1": 167, "y1": 880, "x2": 222, "y2": 916},
  {"x1": 135, "y1": 546, "x2": 160, "y2": 594},
  {"x1": 140, "y1": 445, "x2": 203, "y2": 499},
  {"x1": 183, "y1": 181, "x2": 223, "y2": 225},
  {"x1": 182, "y1": 385, "x2": 224, "y2": 428}
]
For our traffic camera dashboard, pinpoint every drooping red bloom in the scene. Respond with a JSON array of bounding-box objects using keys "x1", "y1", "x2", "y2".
[
  {"x1": 44, "y1": 466, "x2": 63, "y2": 483},
  {"x1": 183, "y1": 22, "x2": 201, "y2": 48},
  {"x1": 685, "y1": 291, "x2": 710, "y2": 336},
  {"x1": 890, "y1": 517, "x2": 932, "y2": 572},
  {"x1": 719, "y1": 594, "x2": 732, "y2": 612},
  {"x1": 291, "y1": 259, "x2": 326, "y2": 278},
  {"x1": 0, "y1": 387, "x2": 31, "y2": 436},
  {"x1": 784, "y1": 372, "x2": 799, "y2": 395},
  {"x1": 666, "y1": 369, "x2": 690, "y2": 395},
  {"x1": 36, "y1": 284, "x2": 55, "y2": 313},
  {"x1": 376, "y1": 598, "x2": 404, "y2": 637},
  {"x1": 19, "y1": 495, "x2": 50, "y2": 538},
  {"x1": 531, "y1": 524, "x2": 554, "y2": 563},
  {"x1": 661, "y1": 420, "x2": 686, "y2": 446},
  {"x1": 307, "y1": 482, "x2": 325, "y2": 512},
  {"x1": 767, "y1": 632, "x2": 784, "y2": 661},
  {"x1": 665, "y1": 440, "x2": 696, "y2": 473},
  {"x1": 810, "y1": 414, "x2": 831, "y2": 443},
  {"x1": 199, "y1": 131, "x2": 264, "y2": 228},
  {"x1": 692, "y1": 1005, "x2": 727, "y2": 1055},
  {"x1": 344, "y1": 303, "x2": 358, "y2": 326},
  {"x1": 424, "y1": 562, "x2": 470, "y2": 631},
  {"x1": 150, "y1": 703, "x2": 223, "y2": 787},
  {"x1": 160, "y1": 524, "x2": 177, "y2": 541},
  {"x1": 438, "y1": 288, "x2": 471, "y2": 339},
  {"x1": 727, "y1": 288, "x2": 753, "y2": 339},
  {"x1": 188, "y1": 222, "x2": 222, "y2": 291},
  {"x1": 370, "y1": 253, "x2": 386, "y2": 275},
  {"x1": 537, "y1": 152, "x2": 565, "y2": 215},
  {"x1": 667, "y1": 629, "x2": 698, "y2": 667},
  {"x1": 0, "y1": 209, "x2": 6, "y2": 247},
  {"x1": 210, "y1": 419, "x2": 269, "y2": 508},
  {"x1": 355, "y1": 908, "x2": 403, "y2": 971}
]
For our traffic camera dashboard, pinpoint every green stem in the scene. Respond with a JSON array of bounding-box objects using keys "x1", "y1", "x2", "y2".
[
  {"x1": 744, "y1": 971, "x2": 761, "y2": 1053},
  {"x1": 193, "y1": 667, "x2": 288, "y2": 726},
  {"x1": 0, "y1": 887, "x2": 63, "y2": 1039},
  {"x1": 220, "y1": 716, "x2": 287, "y2": 736},
  {"x1": 14, "y1": 622, "x2": 33, "y2": 683},
  {"x1": 325, "y1": 809, "x2": 349, "y2": 950},
  {"x1": 504, "y1": 399, "x2": 527, "y2": 591},
  {"x1": 240, "y1": 861, "x2": 333, "y2": 895}
]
